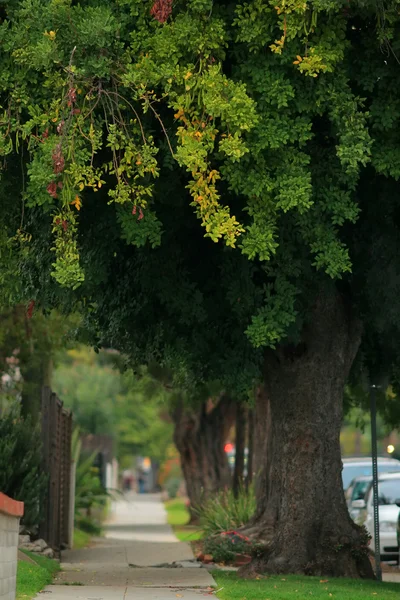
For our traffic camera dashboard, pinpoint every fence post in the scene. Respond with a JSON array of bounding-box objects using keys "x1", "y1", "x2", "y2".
[
  {"x1": 39, "y1": 387, "x2": 51, "y2": 546},
  {"x1": 60, "y1": 408, "x2": 72, "y2": 548},
  {"x1": 51, "y1": 393, "x2": 62, "y2": 552},
  {"x1": 68, "y1": 460, "x2": 76, "y2": 548},
  {"x1": 40, "y1": 388, "x2": 73, "y2": 554}
]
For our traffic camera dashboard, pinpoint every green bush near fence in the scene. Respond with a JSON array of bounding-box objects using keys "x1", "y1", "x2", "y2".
[
  {"x1": 72, "y1": 427, "x2": 109, "y2": 535},
  {"x1": 0, "y1": 403, "x2": 47, "y2": 530}
]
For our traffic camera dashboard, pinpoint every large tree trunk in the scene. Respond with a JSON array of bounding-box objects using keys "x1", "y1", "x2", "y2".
[
  {"x1": 245, "y1": 291, "x2": 374, "y2": 579},
  {"x1": 233, "y1": 402, "x2": 247, "y2": 498},
  {"x1": 172, "y1": 395, "x2": 234, "y2": 518}
]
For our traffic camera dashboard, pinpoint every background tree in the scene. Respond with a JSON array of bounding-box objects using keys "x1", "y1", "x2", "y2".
[
  {"x1": 53, "y1": 347, "x2": 120, "y2": 436},
  {"x1": 0, "y1": 308, "x2": 78, "y2": 419},
  {"x1": 145, "y1": 363, "x2": 238, "y2": 510},
  {"x1": 53, "y1": 347, "x2": 174, "y2": 466},
  {"x1": 172, "y1": 394, "x2": 235, "y2": 515}
]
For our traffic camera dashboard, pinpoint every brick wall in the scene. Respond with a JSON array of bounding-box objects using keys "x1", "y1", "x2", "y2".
[{"x1": 0, "y1": 494, "x2": 24, "y2": 600}]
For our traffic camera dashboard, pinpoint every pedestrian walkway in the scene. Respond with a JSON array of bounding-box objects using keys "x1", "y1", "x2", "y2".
[
  {"x1": 383, "y1": 573, "x2": 400, "y2": 583},
  {"x1": 42, "y1": 494, "x2": 215, "y2": 600}
]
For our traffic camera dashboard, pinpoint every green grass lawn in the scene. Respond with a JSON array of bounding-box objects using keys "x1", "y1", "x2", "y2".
[
  {"x1": 73, "y1": 528, "x2": 92, "y2": 549},
  {"x1": 164, "y1": 497, "x2": 203, "y2": 541},
  {"x1": 173, "y1": 525, "x2": 204, "y2": 542},
  {"x1": 17, "y1": 551, "x2": 60, "y2": 600},
  {"x1": 213, "y1": 572, "x2": 400, "y2": 600},
  {"x1": 165, "y1": 497, "x2": 191, "y2": 525}
]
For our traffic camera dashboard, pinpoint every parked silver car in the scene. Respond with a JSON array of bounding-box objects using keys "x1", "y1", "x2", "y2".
[
  {"x1": 342, "y1": 457, "x2": 400, "y2": 493},
  {"x1": 357, "y1": 473, "x2": 400, "y2": 563},
  {"x1": 348, "y1": 475, "x2": 372, "y2": 522}
]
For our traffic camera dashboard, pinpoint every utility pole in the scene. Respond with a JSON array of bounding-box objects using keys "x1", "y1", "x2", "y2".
[{"x1": 370, "y1": 384, "x2": 382, "y2": 582}]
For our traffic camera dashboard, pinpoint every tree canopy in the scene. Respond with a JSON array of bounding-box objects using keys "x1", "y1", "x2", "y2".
[{"x1": 1, "y1": 0, "x2": 400, "y2": 381}]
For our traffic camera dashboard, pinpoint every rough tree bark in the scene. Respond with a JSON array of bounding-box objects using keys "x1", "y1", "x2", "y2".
[
  {"x1": 233, "y1": 402, "x2": 247, "y2": 497},
  {"x1": 244, "y1": 291, "x2": 374, "y2": 579},
  {"x1": 172, "y1": 395, "x2": 234, "y2": 518}
]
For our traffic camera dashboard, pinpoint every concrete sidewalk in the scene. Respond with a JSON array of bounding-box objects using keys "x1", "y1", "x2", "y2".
[{"x1": 43, "y1": 494, "x2": 215, "y2": 600}]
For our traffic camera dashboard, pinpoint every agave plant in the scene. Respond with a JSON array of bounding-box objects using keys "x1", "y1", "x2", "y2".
[
  {"x1": 72, "y1": 427, "x2": 108, "y2": 518},
  {"x1": 198, "y1": 483, "x2": 256, "y2": 538}
]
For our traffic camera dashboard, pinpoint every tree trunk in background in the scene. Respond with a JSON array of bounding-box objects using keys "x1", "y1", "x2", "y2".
[
  {"x1": 172, "y1": 395, "x2": 234, "y2": 519},
  {"x1": 151, "y1": 460, "x2": 161, "y2": 492},
  {"x1": 20, "y1": 354, "x2": 52, "y2": 421},
  {"x1": 20, "y1": 363, "x2": 41, "y2": 420},
  {"x1": 244, "y1": 291, "x2": 374, "y2": 579},
  {"x1": 233, "y1": 402, "x2": 247, "y2": 498},
  {"x1": 245, "y1": 407, "x2": 255, "y2": 490},
  {"x1": 20, "y1": 308, "x2": 38, "y2": 421},
  {"x1": 0, "y1": 305, "x2": 55, "y2": 421},
  {"x1": 354, "y1": 429, "x2": 362, "y2": 455},
  {"x1": 241, "y1": 386, "x2": 272, "y2": 538},
  {"x1": 18, "y1": 307, "x2": 53, "y2": 422}
]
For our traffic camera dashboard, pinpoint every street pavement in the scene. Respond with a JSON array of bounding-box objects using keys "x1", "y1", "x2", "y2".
[{"x1": 39, "y1": 493, "x2": 215, "y2": 600}]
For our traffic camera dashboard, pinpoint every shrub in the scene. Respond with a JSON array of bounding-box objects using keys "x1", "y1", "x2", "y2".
[
  {"x1": 75, "y1": 455, "x2": 108, "y2": 514},
  {"x1": 203, "y1": 532, "x2": 252, "y2": 563},
  {"x1": 165, "y1": 476, "x2": 182, "y2": 499},
  {"x1": 0, "y1": 403, "x2": 47, "y2": 530},
  {"x1": 198, "y1": 485, "x2": 256, "y2": 537},
  {"x1": 72, "y1": 428, "x2": 108, "y2": 516}
]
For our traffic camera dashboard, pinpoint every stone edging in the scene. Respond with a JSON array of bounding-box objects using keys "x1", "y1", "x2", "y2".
[{"x1": 0, "y1": 493, "x2": 24, "y2": 518}]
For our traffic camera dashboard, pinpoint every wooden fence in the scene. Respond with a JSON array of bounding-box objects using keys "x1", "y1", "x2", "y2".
[{"x1": 39, "y1": 387, "x2": 73, "y2": 553}]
